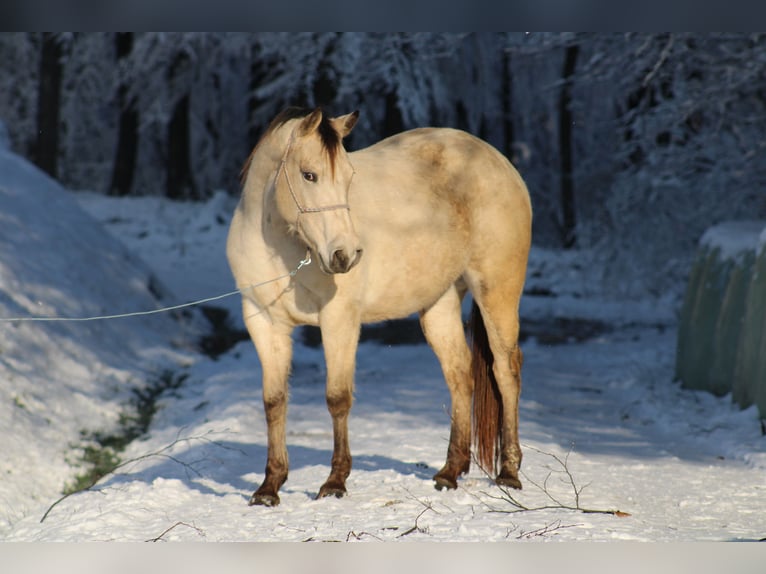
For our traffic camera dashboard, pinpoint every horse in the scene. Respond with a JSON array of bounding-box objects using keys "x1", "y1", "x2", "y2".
[{"x1": 226, "y1": 107, "x2": 532, "y2": 506}]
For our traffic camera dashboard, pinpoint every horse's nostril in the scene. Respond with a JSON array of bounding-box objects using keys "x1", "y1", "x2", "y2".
[
  {"x1": 332, "y1": 249, "x2": 349, "y2": 271},
  {"x1": 329, "y1": 248, "x2": 363, "y2": 273}
]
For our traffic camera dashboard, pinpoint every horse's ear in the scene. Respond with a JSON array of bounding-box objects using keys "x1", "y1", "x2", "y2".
[
  {"x1": 298, "y1": 108, "x2": 323, "y2": 136},
  {"x1": 330, "y1": 111, "x2": 359, "y2": 139}
]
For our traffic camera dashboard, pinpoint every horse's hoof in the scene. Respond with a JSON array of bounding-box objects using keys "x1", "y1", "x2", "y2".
[
  {"x1": 249, "y1": 492, "x2": 280, "y2": 507},
  {"x1": 495, "y1": 473, "x2": 522, "y2": 490},
  {"x1": 433, "y1": 474, "x2": 458, "y2": 491},
  {"x1": 316, "y1": 485, "x2": 347, "y2": 499}
]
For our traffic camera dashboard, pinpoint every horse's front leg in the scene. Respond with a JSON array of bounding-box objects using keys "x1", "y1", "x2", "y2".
[
  {"x1": 242, "y1": 299, "x2": 294, "y2": 507},
  {"x1": 317, "y1": 305, "x2": 361, "y2": 499}
]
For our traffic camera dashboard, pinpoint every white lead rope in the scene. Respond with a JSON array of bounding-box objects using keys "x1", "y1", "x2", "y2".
[{"x1": 0, "y1": 252, "x2": 312, "y2": 323}]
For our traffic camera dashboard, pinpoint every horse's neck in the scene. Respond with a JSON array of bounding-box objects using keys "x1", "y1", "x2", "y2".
[
  {"x1": 242, "y1": 129, "x2": 291, "y2": 213},
  {"x1": 240, "y1": 128, "x2": 296, "y2": 240},
  {"x1": 242, "y1": 128, "x2": 307, "y2": 270},
  {"x1": 249, "y1": 131, "x2": 290, "y2": 195}
]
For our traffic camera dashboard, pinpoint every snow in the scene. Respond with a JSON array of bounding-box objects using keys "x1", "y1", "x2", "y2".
[
  {"x1": 0, "y1": 146, "x2": 197, "y2": 535},
  {"x1": 1, "y1": 145, "x2": 766, "y2": 545},
  {"x1": 699, "y1": 220, "x2": 765, "y2": 261}
]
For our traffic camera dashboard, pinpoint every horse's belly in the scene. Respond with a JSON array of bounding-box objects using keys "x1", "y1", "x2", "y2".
[{"x1": 357, "y1": 251, "x2": 465, "y2": 323}]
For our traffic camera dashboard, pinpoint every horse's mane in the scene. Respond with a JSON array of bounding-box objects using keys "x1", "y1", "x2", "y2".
[{"x1": 240, "y1": 107, "x2": 342, "y2": 186}]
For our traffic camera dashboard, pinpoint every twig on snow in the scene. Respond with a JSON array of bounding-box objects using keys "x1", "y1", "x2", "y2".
[
  {"x1": 41, "y1": 428, "x2": 238, "y2": 523},
  {"x1": 396, "y1": 487, "x2": 445, "y2": 538},
  {"x1": 346, "y1": 530, "x2": 383, "y2": 542},
  {"x1": 467, "y1": 445, "x2": 630, "y2": 518},
  {"x1": 513, "y1": 520, "x2": 582, "y2": 540},
  {"x1": 146, "y1": 521, "x2": 206, "y2": 542},
  {"x1": 396, "y1": 505, "x2": 435, "y2": 538}
]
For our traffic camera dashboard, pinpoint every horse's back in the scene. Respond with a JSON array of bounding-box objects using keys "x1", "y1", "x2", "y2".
[
  {"x1": 353, "y1": 127, "x2": 529, "y2": 217},
  {"x1": 351, "y1": 126, "x2": 530, "y2": 255},
  {"x1": 344, "y1": 127, "x2": 531, "y2": 321}
]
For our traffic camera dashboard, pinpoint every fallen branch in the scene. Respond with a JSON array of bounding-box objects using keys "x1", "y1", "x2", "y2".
[
  {"x1": 396, "y1": 506, "x2": 434, "y2": 538},
  {"x1": 467, "y1": 444, "x2": 630, "y2": 518},
  {"x1": 514, "y1": 520, "x2": 582, "y2": 540},
  {"x1": 396, "y1": 487, "x2": 445, "y2": 538},
  {"x1": 40, "y1": 428, "x2": 239, "y2": 523},
  {"x1": 146, "y1": 521, "x2": 206, "y2": 542},
  {"x1": 346, "y1": 530, "x2": 383, "y2": 542}
]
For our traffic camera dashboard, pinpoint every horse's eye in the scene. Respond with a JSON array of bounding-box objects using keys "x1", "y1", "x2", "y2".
[{"x1": 302, "y1": 171, "x2": 317, "y2": 183}]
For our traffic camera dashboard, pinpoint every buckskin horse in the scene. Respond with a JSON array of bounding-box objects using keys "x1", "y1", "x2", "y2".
[{"x1": 226, "y1": 107, "x2": 532, "y2": 506}]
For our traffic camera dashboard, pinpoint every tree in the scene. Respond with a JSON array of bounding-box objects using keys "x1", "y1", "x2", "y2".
[
  {"x1": 32, "y1": 33, "x2": 66, "y2": 178},
  {"x1": 2, "y1": 32, "x2": 766, "y2": 302},
  {"x1": 108, "y1": 33, "x2": 139, "y2": 197},
  {"x1": 558, "y1": 43, "x2": 579, "y2": 248},
  {"x1": 574, "y1": 33, "x2": 766, "y2": 297}
]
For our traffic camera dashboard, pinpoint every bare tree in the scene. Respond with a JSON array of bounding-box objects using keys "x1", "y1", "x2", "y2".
[
  {"x1": 31, "y1": 33, "x2": 68, "y2": 178},
  {"x1": 109, "y1": 32, "x2": 139, "y2": 197},
  {"x1": 558, "y1": 43, "x2": 579, "y2": 248}
]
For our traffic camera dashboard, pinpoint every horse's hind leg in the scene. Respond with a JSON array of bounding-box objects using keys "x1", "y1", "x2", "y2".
[
  {"x1": 242, "y1": 299, "x2": 294, "y2": 506},
  {"x1": 419, "y1": 283, "x2": 473, "y2": 490},
  {"x1": 469, "y1": 272, "x2": 526, "y2": 489}
]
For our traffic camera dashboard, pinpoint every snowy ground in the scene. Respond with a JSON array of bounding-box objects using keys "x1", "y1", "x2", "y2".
[{"x1": 1, "y1": 143, "x2": 766, "y2": 546}]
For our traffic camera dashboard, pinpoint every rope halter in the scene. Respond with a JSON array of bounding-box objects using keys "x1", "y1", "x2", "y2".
[{"x1": 277, "y1": 130, "x2": 354, "y2": 215}]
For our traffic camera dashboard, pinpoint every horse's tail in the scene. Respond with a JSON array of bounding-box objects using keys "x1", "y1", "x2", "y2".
[{"x1": 470, "y1": 300, "x2": 501, "y2": 476}]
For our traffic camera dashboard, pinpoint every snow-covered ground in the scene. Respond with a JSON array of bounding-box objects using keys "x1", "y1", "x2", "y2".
[
  {"x1": 1, "y1": 141, "x2": 766, "y2": 546},
  {"x1": 0, "y1": 142, "x2": 199, "y2": 537}
]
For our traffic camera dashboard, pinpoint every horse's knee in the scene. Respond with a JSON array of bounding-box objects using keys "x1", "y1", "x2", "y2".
[
  {"x1": 326, "y1": 390, "x2": 353, "y2": 417},
  {"x1": 263, "y1": 391, "x2": 287, "y2": 422}
]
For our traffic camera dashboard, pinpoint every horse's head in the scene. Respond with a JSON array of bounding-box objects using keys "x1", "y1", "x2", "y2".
[{"x1": 274, "y1": 108, "x2": 363, "y2": 274}]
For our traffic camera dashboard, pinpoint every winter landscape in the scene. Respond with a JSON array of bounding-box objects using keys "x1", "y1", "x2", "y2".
[
  {"x1": 1, "y1": 126, "x2": 766, "y2": 547},
  {"x1": 1, "y1": 36, "x2": 766, "y2": 572}
]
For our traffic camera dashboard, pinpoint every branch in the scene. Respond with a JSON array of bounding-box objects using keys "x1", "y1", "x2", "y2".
[
  {"x1": 514, "y1": 520, "x2": 582, "y2": 540},
  {"x1": 396, "y1": 487, "x2": 444, "y2": 538},
  {"x1": 41, "y1": 428, "x2": 239, "y2": 523},
  {"x1": 642, "y1": 34, "x2": 674, "y2": 88},
  {"x1": 146, "y1": 521, "x2": 206, "y2": 542},
  {"x1": 467, "y1": 445, "x2": 630, "y2": 518},
  {"x1": 346, "y1": 530, "x2": 383, "y2": 542},
  {"x1": 396, "y1": 505, "x2": 435, "y2": 539}
]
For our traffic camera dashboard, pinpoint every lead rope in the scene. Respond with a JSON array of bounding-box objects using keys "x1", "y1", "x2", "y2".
[{"x1": 0, "y1": 251, "x2": 312, "y2": 323}]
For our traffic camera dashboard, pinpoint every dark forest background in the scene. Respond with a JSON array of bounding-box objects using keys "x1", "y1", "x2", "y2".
[{"x1": 1, "y1": 32, "x2": 765, "y2": 300}]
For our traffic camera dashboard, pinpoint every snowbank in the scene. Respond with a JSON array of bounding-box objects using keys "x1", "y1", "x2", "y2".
[
  {"x1": 0, "y1": 146, "x2": 193, "y2": 534},
  {"x1": 676, "y1": 220, "x2": 766, "y2": 414}
]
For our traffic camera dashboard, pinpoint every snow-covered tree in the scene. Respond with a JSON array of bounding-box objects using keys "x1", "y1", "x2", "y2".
[
  {"x1": 112, "y1": 32, "x2": 251, "y2": 198},
  {"x1": 0, "y1": 34, "x2": 42, "y2": 159},
  {"x1": 1, "y1": 32, "x2": 765, "y2": 301},
  {"x1": 571, "y1": 33, "x2": 766, "y2": 297}
]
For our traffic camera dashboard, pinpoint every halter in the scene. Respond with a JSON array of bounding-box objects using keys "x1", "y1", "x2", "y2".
[{"x1": 277, "y1": 130, "x2": 353, "y2": 215}]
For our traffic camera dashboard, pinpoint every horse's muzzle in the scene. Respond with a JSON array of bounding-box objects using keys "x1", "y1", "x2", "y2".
[{"x1": 328, "y1": 247, "x2": 363, "y2": 274}]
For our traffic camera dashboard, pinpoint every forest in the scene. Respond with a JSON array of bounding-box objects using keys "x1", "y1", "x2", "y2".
[{"x1": 1, "y1": 32, "x2": 764, "y2": 300}]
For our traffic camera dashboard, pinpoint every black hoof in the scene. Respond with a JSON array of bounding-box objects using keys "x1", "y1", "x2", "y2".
[
  {"x1": 249, "y1": 492, "x2": 280, "y2": 507},
  {"x1": 495, "y1": 474, "x2": 522, "y2": 490},
  {"x1": 433, "y1": 473, "x2": 458, "y2": 491},
  {"x1": 316, "y1": 485, "x2": 347, "y2": 499}
]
